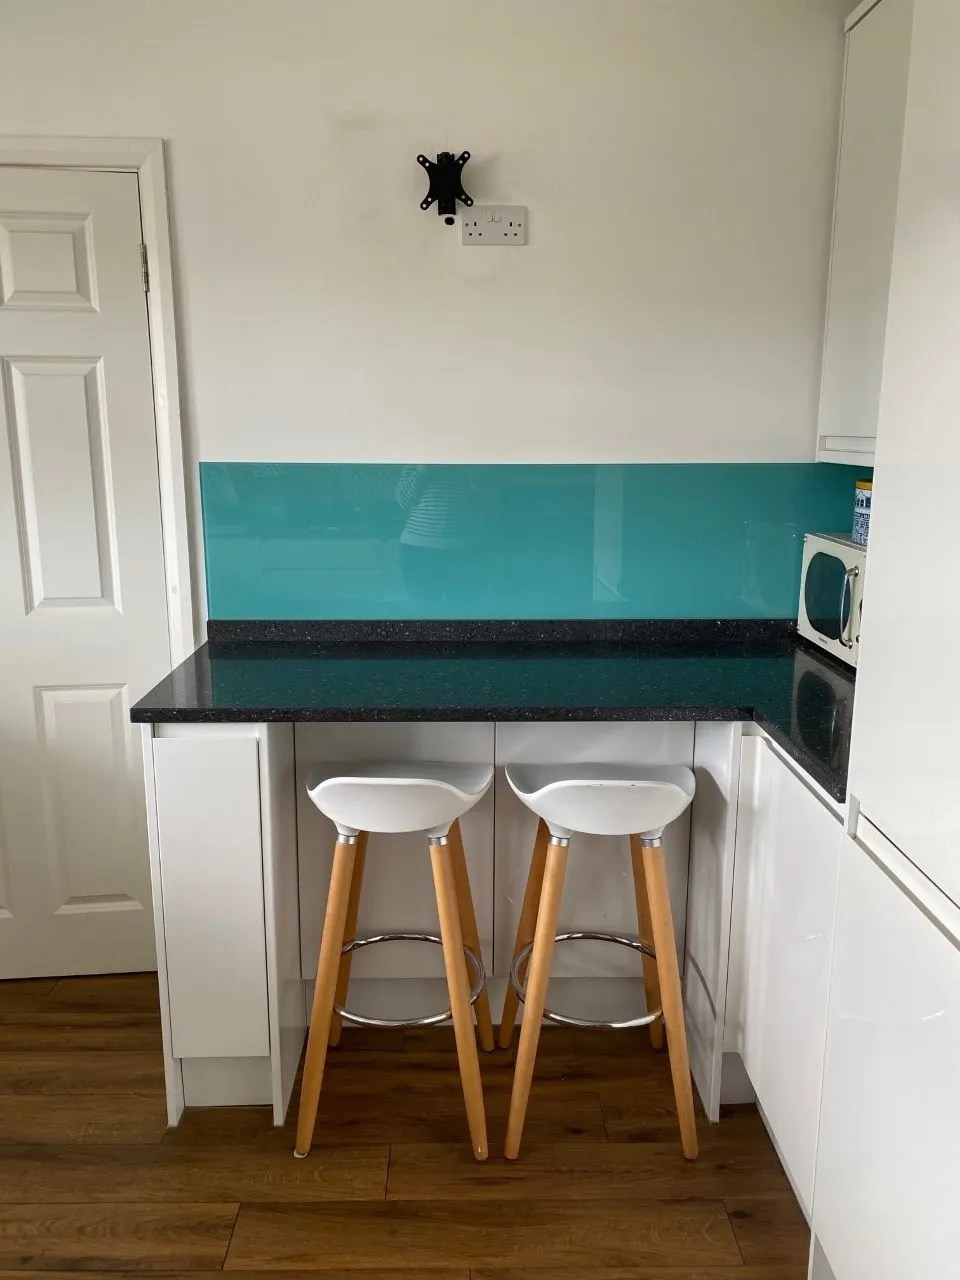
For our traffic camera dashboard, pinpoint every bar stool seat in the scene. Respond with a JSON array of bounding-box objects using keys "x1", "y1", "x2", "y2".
[
  {"x1": 295, "y1": 761, "x2": 494, "y2": 1163},
  {"x1": 500, "y1": 761, "x2": 699, "y2": 1162},
  {"x1": 307, "y1": 761, "x2": 494, "y2": 838},
  {"x1": 505, "y1": 763, "x2": 695, "y2": 838}
]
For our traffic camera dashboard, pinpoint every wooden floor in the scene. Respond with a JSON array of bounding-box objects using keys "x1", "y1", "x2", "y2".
[{"x1": 0, "y1": 974, "x2": 809, "y2": 1277}]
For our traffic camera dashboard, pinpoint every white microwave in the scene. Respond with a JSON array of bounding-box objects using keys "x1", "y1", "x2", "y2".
[{"x1": 797, "y1": 533, "x2": 866, "y2": 667}]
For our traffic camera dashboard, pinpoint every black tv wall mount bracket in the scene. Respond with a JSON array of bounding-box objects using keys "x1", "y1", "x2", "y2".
[{"x1": 417, "y1": 150, "x2": 473, "y2": 224}]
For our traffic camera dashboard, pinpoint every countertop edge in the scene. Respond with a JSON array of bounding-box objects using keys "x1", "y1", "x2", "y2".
[
  {"x1": 131, "y1": 704, "x2": 756, "y2": 724},
  {"x1": 130, "y1": 702, "x2": 847, "y2": 802}
]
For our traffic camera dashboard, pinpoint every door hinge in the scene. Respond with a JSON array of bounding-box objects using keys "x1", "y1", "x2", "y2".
[{"x1": 140, "y1": 243, "x2": 150, "y2": 292}]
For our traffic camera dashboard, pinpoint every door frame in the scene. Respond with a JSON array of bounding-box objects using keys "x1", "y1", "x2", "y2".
[{"x1": 0, "y1": 135, "x2": 196, "y2": 663}]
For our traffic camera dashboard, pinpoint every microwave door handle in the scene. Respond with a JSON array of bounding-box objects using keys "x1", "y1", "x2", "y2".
[{"x1": 839, "y1": 566, "x2": 859, "y2": 648}]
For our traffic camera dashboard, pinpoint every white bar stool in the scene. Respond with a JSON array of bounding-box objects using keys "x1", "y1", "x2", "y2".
[
  {"x1": 499, "y1": 762, "x2": 699, "y2": 1161},
  {"x1": 294, "y1": 760, "x2": 494, "y2": 1162}
]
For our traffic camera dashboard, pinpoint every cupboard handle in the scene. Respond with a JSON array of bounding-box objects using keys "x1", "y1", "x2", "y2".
[{"x1": 840, "y1": 566, "x2": 859, "y2": 648}]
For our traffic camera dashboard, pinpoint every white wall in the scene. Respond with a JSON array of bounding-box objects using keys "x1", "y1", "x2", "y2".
[{"x1": 1, "y1": 0, "x2": 845, "y2": 464}]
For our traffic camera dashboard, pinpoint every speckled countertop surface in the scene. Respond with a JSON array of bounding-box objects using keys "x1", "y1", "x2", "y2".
[{"x1": 131, "y1": 625, "x2": 856, "y2": 800}]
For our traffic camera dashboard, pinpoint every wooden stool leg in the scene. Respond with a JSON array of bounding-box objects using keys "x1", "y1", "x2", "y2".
[
  {"x1": 448, "y1": 820, "x2": 495, "y2": 1052},
  {"x1": 504, "y1": 837, "x2": 569, "y2": 1160},
  {"x1": 329, "y1": 831, "x2": 368, "y2": 1049},
  {"x1": 629, "y1": 834, "x2": 665, "y2": 1051},
  {"x1": 498, "y1": 818, "x2": 549, "y2": 1050},
  {"x1": 640, "y1": 839, "x2": 699, "y2": 1160},
  {"x1": 294, "y1": 837, "x2": 357, "y2": 1158},
  {"x1": 430, "y1": 836, "x2": 488, "y2": 1162}
]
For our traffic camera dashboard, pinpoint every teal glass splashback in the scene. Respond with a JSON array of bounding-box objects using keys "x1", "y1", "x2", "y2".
[{"x1": 200, "y1": 463, "x2": 871, "y2": 620}]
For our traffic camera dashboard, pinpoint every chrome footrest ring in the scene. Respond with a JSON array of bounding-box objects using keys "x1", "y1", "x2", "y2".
[
  {"x1": 510, "y1": 930, "x2": 663, "y2": 1030},
  {"x1": 334, "y1": 931, "x2": 485, "y2": 1030}
]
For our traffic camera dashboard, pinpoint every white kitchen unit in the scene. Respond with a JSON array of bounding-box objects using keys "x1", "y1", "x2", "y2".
[
  {"x1": 811, "y1": 823, "x2": 960, "y2": 1279},
  {"x1": 810, "y1": 4, "x2": 960, "y2": 1273},
  {"x1": 726, "y1": 734, "x2": 843, "y2": 1217},
  {"x1": 817, "y1": 0, "x2": 913, "y2": 465},
  {"x1": 140, "y1": 722, "x2": 303, "y2": 1125},
  {"x1": 845, "y1": 0, "x2": 960, "y2": 908},
  {"x1": 141, "y1": 714, "x2": 754, "y2": 1126}
]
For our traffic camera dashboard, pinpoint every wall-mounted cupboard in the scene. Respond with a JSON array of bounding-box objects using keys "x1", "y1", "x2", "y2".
[{"x1": 818, "y1": 0, "x2": 913, "y2": 466}]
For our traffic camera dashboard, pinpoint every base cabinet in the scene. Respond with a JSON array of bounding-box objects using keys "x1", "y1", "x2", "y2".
[
  {"x1": 727, "y1": 736, "x2": 842, "y2": 1216},
  {"x1": 812, "y1": 827, "x2": 960, "y2": 1280},
  {"x1": 143, "y1": 722, "x2": 303, "y2": 1124}
]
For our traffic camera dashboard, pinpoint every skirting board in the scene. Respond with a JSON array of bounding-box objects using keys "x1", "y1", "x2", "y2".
[
  {"x1": 720, "y1": 1051, "x2": 757, "y2": 1105},
  {"x1": 809, "y1": 1237, "x2": 839, "y2": 1280},
  {"x1": 181, "y1": 1055, "x2": 273, "y2": 1107},
  {"x1": 758, "y1": 1098, "x2": 812, "y2": 1226}
]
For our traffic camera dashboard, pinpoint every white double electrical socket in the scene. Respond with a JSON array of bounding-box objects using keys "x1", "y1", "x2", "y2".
[{"x1": 462, "y1": 205, "x2": 527, "y2": 245}]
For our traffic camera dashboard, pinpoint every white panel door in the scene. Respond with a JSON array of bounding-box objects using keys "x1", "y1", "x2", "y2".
[
  {"x1": 813, "y1": 825, "x2": 960, "y2": 1279},
  {"x1": 847, "y1": 0, "x2": 960, "y2": 906},
  {"x1": 0, "y1": 167, "x2": 170, "y2": 977},
  {"x1": 817, "y1": 0, "x2": 913, "y2": 461}
]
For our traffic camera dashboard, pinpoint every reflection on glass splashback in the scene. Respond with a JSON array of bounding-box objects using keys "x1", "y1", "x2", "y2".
[{"x1": 200, "y1": 463, "x2": 871, "y2": 620}]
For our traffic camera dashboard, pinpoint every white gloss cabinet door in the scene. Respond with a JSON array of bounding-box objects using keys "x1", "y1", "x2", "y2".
[
  {"x1": 813, "y1": 829, "x2": 960, "y2": 1279},
  {"x1": 153, "y1": 735, "x2": 269, "y2": 1059},
  {"x1": 847, "y1": 0, "x2": 960, "y2": 905},
  {"x1": 729, "y1": 737, "x2": 842, "y2": 1216},
  {"x1": 817, "y1": 0, "x2": 912, "y2": 463}
]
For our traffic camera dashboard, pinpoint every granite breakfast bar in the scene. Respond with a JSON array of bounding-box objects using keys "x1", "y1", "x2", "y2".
[{"x1": 131, "y1": 621, "x2": 854, "y2": 1134}]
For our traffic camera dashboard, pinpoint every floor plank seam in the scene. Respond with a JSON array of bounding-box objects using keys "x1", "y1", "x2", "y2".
[
  {"x1": 724, "y1": 1199, "x2": 749, "y2": 1267},
  {"x1": 220, "y1": 1201, "x2": 242, "y2": 1271},
  {"x1": 598, "y1": 1089, "x2": 612, "y2": 1141}
]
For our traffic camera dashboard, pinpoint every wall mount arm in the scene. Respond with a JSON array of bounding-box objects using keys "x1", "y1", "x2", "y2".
[{"x1": 417, "y1": 150, "x2": 473, "y2": 223}]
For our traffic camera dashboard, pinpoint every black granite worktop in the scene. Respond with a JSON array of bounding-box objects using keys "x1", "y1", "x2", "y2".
[{"x1": 131, "y1": 621, "x2": 855, "y2": 801}]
